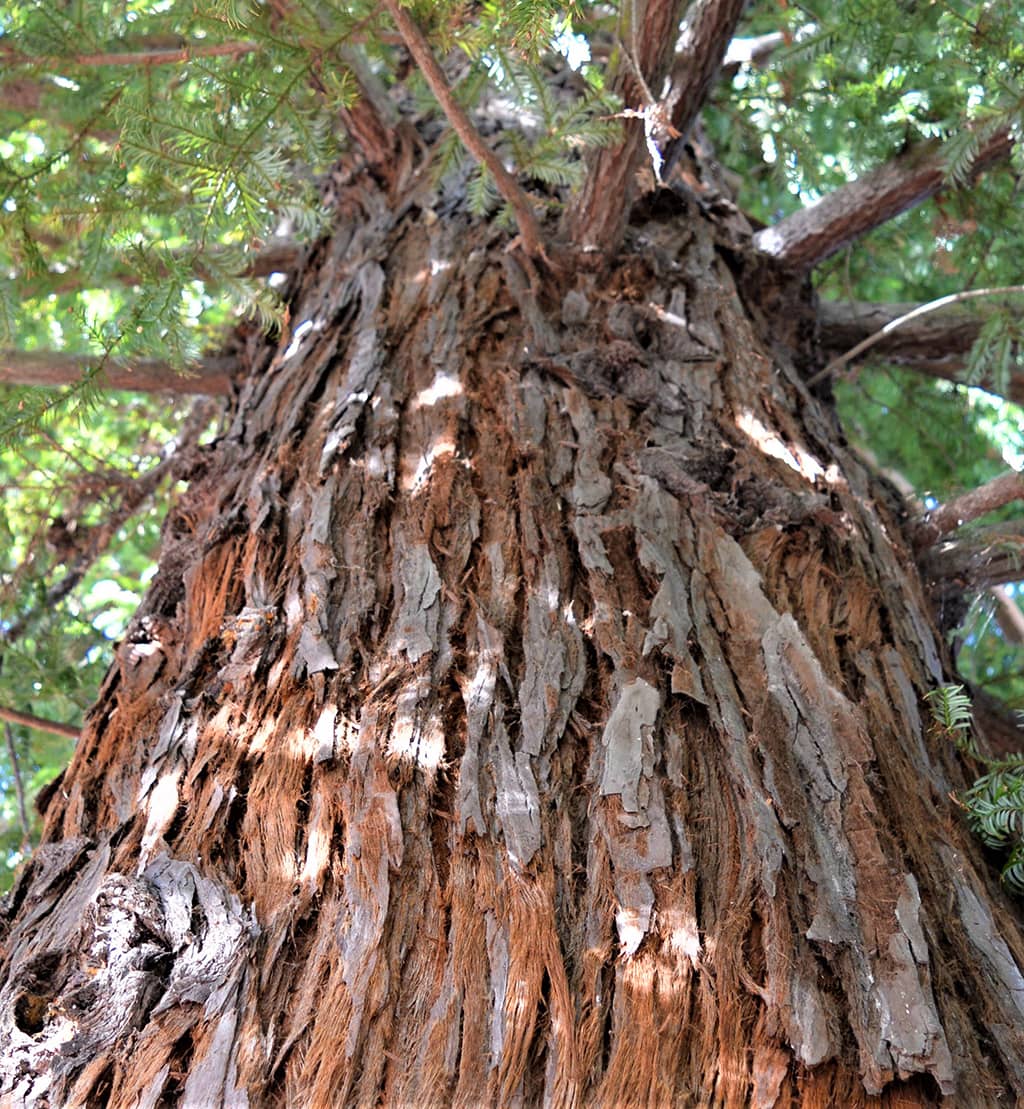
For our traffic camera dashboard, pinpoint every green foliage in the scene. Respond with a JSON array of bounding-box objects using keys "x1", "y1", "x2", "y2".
[
  {"x1": 0, "y1": 0, "x2": 357, "y2": 383},
  {"x1": 926, "y1": 684, "x2": 1024, "y2": 895},
  {"x1": 963, "y1": 755, "x2": 1024, "y2": 894},
  {"x1": 925, "y1": 682, "x2": 975, "y2": 753},
  {"x1": 835, "y1": 366, "x2": 1023, "y2": 499}
]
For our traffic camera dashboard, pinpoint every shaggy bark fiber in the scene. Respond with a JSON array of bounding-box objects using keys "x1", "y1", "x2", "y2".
[{"x1": 2, "y1": 181, "x2": 1023, "y2": 1107}]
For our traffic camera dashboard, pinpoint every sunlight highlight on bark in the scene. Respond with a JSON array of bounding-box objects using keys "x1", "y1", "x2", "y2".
[{"x1": 736, "y1": 408, "x2": 826, "y2": 481}]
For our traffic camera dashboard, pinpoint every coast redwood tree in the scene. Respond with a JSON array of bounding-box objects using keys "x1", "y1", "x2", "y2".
[{"x1": 3, "y1": 1, "x2": 1024, "y2": 1105}]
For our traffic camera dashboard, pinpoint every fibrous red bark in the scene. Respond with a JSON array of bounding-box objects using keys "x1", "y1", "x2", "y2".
[{"x1": 2, "y1": 166, "x2": 1023, "y2": 1107}]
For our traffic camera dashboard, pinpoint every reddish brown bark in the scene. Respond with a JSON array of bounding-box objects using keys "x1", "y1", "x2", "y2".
[
  {"x1": 568, "y1": 0, "x2": 745, "y2": 254},
  {"x1": 565, "y1": 0, "x2": 688, "y2": 252},
  {"x1": 2, "y1": 169, "x2": 1023, "y2": 1106},
  {"x1": 663, "y1": 0, "x2": 748, "y2": 146}
]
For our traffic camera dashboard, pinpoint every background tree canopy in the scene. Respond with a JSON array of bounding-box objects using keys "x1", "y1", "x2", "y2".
[{"x1": 1, "y1": 0, "x2": 1023, "y2": 885}]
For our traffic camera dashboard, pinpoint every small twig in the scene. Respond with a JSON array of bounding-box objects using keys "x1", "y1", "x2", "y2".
[
  {"x1": 3, "y1": 722, "x2": 33, "y2": 852},
  {"x1": 382, "y1": 0, "x2": 547, "y2": 262},
  {"x1": 915, "y1": 469, "x2": 1024, "y2": 550},
  {"x1": 991, "y1": 584, "x2": 1024, "y2": 646},
  {"x1": 808, "y1": 284, "x2": 1024, "y2": 388},
  {"x1": 0, "y1": 706, "x2": 79, "y2": 741},
  {"x1": 17, "y1": 241, "x2": 301, "y2": 302}
]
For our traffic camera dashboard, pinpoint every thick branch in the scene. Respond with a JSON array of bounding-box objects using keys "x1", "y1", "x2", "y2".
[
  {"x1": 663, "y1": 0, "x2": 747, "y2": 141},
  {"x1": 918, "y1": 520, "x2": 1024, "y2": 591},
  {"x1": 819, "y1": 300, "x2": 1024, "y2": 402},
  {"x1": 915, "y1": 471, "x2": 1024, "y2": 551},
  {"x1": 810, "y1": 286, "x2": 1024, "y2": 388},
  {"x1": 1, "y1": 350, "x2": 233, "y2": 396},
  {"x1": 754, "y1": 128, "x2": 1013, "y2": 272},
  {"x1": 0, "y1": 706, "x2": 79, "y2": 741},
  {"x1": 565, "y1": 0, "x2": 688, "y2": 252},
  {"x1": 382, "y1": 0, "x2": 545, "y2": 260}
]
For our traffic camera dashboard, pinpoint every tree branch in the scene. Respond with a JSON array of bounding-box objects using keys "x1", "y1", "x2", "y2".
[
  {"x1": 382, "y1": 0, "x2": 546, "y2": 261},
  {"x1": 1, "y1": 350, "x2": 233, "y2": 396},
  {"x1": 565, "y1": 0, "x2": 688, "y2": 253},
  {"x1": 3, "y1": 722, "x2": 34, "y2": 851},
  {"x1": 0, "y1": 706, "x2": 79, "y2": 742},
  {"x1": 663, "y1": 0, "x2": 747, "y2": 145},
  {"x1": 819, "y1": 299, "x2": 1024, "y2": 402},
  {"x1": 915, "y1": 470, "x2": 1024, "y2": 551},
  {"x1": 0, "y1": 41, "x2": 260, "y2": 69},
  {"x1": 918, "y1": 520, "x2": 1024, "y2": 591},
  {"x1": 809, "y1": 285, "x2": 1024, "y2": 387},
  {"x1": 754, "y1": 127, "x2": 1013, "y2": 272},
  {"x1": 18, "y1": 241, "x2": 302, "y2": 302}
]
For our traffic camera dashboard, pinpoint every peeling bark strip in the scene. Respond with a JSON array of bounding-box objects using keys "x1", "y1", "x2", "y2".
[{"x1": 3, "y1": 179, "x2": 1024, "y2": 1106}]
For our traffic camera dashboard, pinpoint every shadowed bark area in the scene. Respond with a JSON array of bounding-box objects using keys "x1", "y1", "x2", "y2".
[{"x1": 2, "y1": 177, "x2": 1024, "y2": 1107}]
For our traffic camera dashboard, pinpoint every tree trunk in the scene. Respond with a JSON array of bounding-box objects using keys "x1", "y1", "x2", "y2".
[{"x1": 3, "y1": 177, "x2": 1024, "y2": 1107}]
